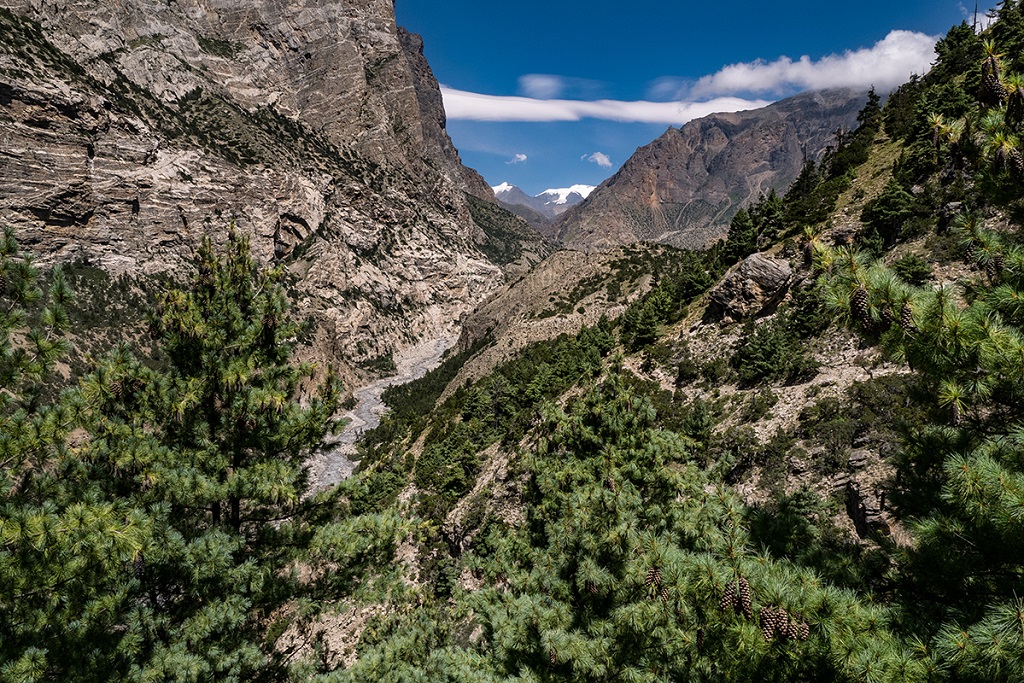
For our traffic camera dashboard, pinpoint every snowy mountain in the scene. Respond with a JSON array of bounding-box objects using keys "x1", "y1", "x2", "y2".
[{"x1": 492, "y1": 183, "x2": 595, "y2": 220}]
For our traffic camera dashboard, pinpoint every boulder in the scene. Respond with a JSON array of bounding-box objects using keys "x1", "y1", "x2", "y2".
[{"x1": 707, "y1": 252, "x2": 793, "y2": 322}]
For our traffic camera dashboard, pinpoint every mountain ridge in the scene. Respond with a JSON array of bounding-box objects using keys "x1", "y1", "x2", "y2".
[
  {"x1": 553, "y1": 88, "x2": 869, "y2": 250},
  {"x1": 492, "y1": 182, "x2": 595, "y2": 220}
]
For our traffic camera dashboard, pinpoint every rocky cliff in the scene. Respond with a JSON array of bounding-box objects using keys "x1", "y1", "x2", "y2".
[
  {"x1": 553, "y1": 89, "x2": 867, "y2": 250},
  {"x1": 0, "y1": 0, "x2": 544, "y2": 381}
]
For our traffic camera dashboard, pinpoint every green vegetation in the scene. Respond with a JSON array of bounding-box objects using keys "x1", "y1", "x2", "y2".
[
  {"x1": 9, "y1": 4, "x2": 1024, "y2": 682},
  {"x1": 0, "y1": 229, "x2": 395, "y2": 681},
  {"x1": 196, "y1": 35, "x2": 243, "y2": 59}
]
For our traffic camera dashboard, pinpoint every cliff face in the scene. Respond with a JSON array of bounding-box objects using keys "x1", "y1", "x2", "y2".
[
  {"x1": 553, "y1": 89, "x2": 867, "y2": 250},
  {"x1": 0, "y1": 0, "x2": 535, "y2": 373}
]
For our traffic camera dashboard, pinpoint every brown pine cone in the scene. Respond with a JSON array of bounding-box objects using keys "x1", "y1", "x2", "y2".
[
  {"x1": 760, "y1": 608, "x2": 778, "y2": 641},
  {"x1": 966, "y1": 242, "x2": 977, "y2": 263},
  {"x1": 720, "y1": 583, "x2": 737, "y2": 612},
  {"x1": 738, "y1": 577, "x2": 753, "y2": 619},
  {"x1": 851, "y1": 284, "x2": 869, "y2": 323},
  {"x1": 645, "y1": 566, "x2": 662, "y2": 587},
  {"x1": 900, "y1": 303, "x2": 916, "y2": 334}
]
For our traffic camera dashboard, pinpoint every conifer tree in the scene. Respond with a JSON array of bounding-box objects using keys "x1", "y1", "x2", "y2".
[
  {"x1": 0, "y1": 227, "x2": 153, "y2": 682},
  {"x1": 70, "y1": 228, "x2": 347, "y2": 680},
  {"x1": 393, "y1": 370, "x2": 916, "y2": 682}
]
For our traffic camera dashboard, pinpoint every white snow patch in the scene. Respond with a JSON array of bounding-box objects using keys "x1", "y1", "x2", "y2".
[{"x1": 539, "y1": 184, "x2": 596, "y2": 204}]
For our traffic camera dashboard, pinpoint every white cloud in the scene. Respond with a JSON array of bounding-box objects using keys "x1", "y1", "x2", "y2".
[
  {"x1": 519, "y1": 74, "x2": 564, "y2": 99},
  {"x1": 689, "y1": 30, "x2": 938, "y2": 98},
  {"x1": 441, "y1": 30, "x2": 937, "y2": 125},
  {"x1": 583, "y1": 152, "x2": 613, "y2": 168},
  {"x1": 507, "y1": 153, "x2": 528, "y2": 164},
  {"x1": 959, "y1": 3, "x2": 997, "y2": 31},
  {"x1": 440, "y1": 87, "x2": 772, "y2": 124}
]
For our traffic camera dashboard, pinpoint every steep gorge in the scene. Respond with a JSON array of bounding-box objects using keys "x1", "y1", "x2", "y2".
[{"x1": 0, "y1": 0, "x2": 546, "y2": 388}]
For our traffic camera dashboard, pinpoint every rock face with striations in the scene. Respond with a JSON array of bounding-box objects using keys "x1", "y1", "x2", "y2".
[
  {"x1": 0, "y1": 0, "x2": 545, "y2": 379},
  {"x1": 707, "y1": 252, "x2": 793, "y2": 323},
  {"x1": 552, "y1": 89, "x2": 867, "y2": 250}
]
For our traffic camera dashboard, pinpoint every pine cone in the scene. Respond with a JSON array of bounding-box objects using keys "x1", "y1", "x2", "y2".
[
  {"x1": 549, "y1": 648, "x2": 557, "y2": 665},
  {"x1": 738, "y1": 577, "x2": 753, "y2": 619},
  {"x1": 984, "y1": 72, "x2": 1008, "y2": 103},
  {"x1": 851, "y1": 284, "x2": 869, "y2": 323},
  {"x1": 660, "y1": 586, "x2": 670, "y2": 603},
  {"x1": 760, "y1": 607, "x2": 779, "y2": 642},
  {"x1": 994, "y1": 253, "x2": 1006, "y2": 273},
  {"x1": 720, "y1": 583, "x2": 737, "y2": 612},
  {"x1": 0, "y1": 272, "x2": 7, "y2": 297},
  {"x1": 696, "y1": 629, "x2": 705, "y2": 651},
  {"x1": 1011, "y1": 150, "x2": 1024, "y2": 177},
  {"x1": 782, "y1": 618, "x2": 799, "y2": 641},
  {"x1": 880, "y1": 307, "x2": 896, "y2": 328},
  {"x1": 900, "y1": 303, "x2": 916, "y2": 333},
  {"x1": 797, "y1": 620, "x2": 810, "y2": 642},
  {"x1": 986, "y1": 259, "x2": 997, "y2": 281},
  {"x1": 966, "y1": 242, "x2": 977, "y2": 263},
  {"x1": 951, "y1": 402, "x2": 963, "y2": 427},
  {"x1": 586, "y1": 580, "x2": 598, "y2": 595},
  {"x1": 645, "y1": 566, "x2": 662, "y2": 587},
  {"x1": 110, "y1": 379, "x2": 123, "y2": 398}
]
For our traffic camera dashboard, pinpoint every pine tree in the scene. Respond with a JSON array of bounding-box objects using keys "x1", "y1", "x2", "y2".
[
  {"x1": 722, "y1": 208, "x2": 758, "y2": 264},
  {"x1": 438, "y1": 371, "x2": 912, "y2": 682},
  {"x1": 69, "y1": 229, "x2": 349, "y2": 680},
  {"x1": 0, "y1": 227, "x2": 153, "y2": 682}
]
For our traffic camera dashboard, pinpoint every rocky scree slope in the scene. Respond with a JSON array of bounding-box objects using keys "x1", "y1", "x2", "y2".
[
  {"x1": 554, "y1": 89, "x2": 867, "y2": 250},
  {"x1": 0, "y1": 0, "x2": 545, "y2": 383}
]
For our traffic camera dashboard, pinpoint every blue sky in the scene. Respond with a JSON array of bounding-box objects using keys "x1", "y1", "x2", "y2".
[{"x1": 396, "y1": 1, "x2": 992, "y2": 196}]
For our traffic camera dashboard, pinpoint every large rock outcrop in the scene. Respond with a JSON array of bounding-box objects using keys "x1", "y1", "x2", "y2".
[
  {"x1": 0, "y1": 1, "x2": 544, "y2": 377},
  {"x1": 553, "y1": 89, "x2": 867, "y2": 250},
  {"x1": 707, "y1": 252, "x2": 793, "y2": 322}
]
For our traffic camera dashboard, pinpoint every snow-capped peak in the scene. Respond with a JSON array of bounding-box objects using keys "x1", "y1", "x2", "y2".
[
  {"x1": 539, "y1": 185, "x2": 596, "y2": 205},
  {"x1": 491, "y1": 182, "x2": 517, "y2": 194}
]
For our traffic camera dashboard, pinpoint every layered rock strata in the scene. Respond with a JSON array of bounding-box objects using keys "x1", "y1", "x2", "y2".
[{"x1": 0, "y1": 1, "x2": 537, "y2": 376}]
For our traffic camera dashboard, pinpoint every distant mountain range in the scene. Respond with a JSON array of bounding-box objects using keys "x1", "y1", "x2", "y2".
[
  {"x1": 553, "y1": 89, "x2": 868, "y2": 250},
  {"x1": 493, "y1": 183, "x2": 595, "y2": 222}
]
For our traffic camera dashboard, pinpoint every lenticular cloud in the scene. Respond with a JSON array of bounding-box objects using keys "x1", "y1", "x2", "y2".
[{"x1": 439, "y1": 88, "x2": 771, "y2": 125}]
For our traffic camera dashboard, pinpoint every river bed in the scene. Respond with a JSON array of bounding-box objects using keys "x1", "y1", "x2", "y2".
[{"x1": 306, "y1": 336, "x2": 456, "y2": 493}]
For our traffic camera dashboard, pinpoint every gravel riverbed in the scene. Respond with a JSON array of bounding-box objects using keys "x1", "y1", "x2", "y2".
[{"x1": 306, "y1": 336, "x2": 456, "y2": 493}]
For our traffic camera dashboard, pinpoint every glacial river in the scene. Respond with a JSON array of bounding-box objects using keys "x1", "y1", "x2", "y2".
[{"x1": 306, "y1": 336, "x2": 456, "y2": 493}]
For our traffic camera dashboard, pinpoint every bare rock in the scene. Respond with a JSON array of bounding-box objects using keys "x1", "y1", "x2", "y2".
[
  {"x1": 0, "y1": 0, "x2": 543, "y2": 374},
  {"x1": 707, "y1": 252, "x2": 793, "y2": 322}
]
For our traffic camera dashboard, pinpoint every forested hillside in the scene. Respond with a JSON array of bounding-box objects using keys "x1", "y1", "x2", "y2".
[{"x1": 4, "y1": 3, "x2": 1024, "y2": 682}]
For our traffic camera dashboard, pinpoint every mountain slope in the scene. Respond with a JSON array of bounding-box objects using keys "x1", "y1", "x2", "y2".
[
  {"x1": 554, "y1": 89, "x2": 867, "y2": 250},
  {"x1": 0, "y1": 1, "x2": 541, "y2": 383}
]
